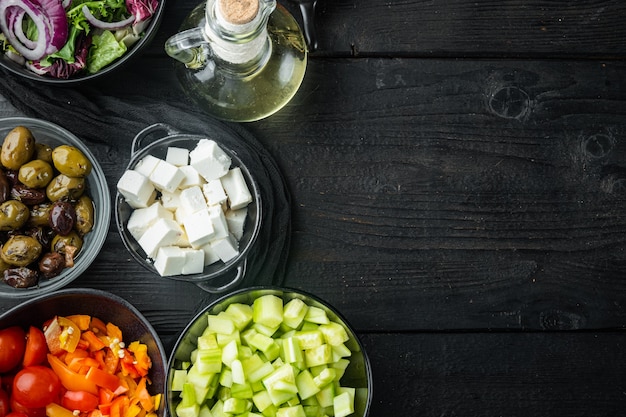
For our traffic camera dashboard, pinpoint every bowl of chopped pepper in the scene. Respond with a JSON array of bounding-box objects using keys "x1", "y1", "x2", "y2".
[
  {"x1": 0, "y1": 287, "x2": 166, "y2": 417},
  {"x1": 0, "y1": 0, "x2": 165, "y2": 83}
]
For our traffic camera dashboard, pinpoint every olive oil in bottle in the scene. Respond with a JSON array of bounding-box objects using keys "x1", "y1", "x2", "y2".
[{"x1": 165, "y1": 0, "x2": 307, "y2": 122}]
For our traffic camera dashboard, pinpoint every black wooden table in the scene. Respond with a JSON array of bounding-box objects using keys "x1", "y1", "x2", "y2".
[{"x1": 2, "y1": 1, "x2": 626, "y2": 415}]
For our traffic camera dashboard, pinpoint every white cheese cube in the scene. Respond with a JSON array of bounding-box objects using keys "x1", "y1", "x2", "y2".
[
  {"x1": 117, "y1": 170, "x2": 156, "y2": 209},
  {"x1": 127, "y1": 202, "x2": 173, "y2": 241},
  {"x1": 175, "y1": 228, "x2": 191, "y2": 247},
  {"x1": 178, "y1": 165, "x2": 205, "y2": 189},
  {"x1": 134, "y1": 155, "x2": 161, "y2": 178},
  {"x1": 201, "y1": 243, "x2": 221, "y2": 266},
  {"x1": 209, "y1": 205, "x2": 229, "y2": 240},
  {"x1": 160, "y1": 189, "x2": 180, "y2": 211},
  {"x1": 138, "y1": 218, "x2": 183, "y2": 258},
  {"x1": 190, "y1": 139, "x2": 232, "y2": 181},
  {"x1": 154, "y1": 246, "x2": 186, "y2": 276},
  {"x1": 180, "y1": 186, "x2": 208, "y2": 215},
  {"x1": 202, "y1": 179, "x2": 228, "y2": 206},
  {"x1": 149, "y1": 159, "x2": 185, "y2": 192},
  {"x1": 166, "y1": 147, "x2": 189, "y2": 166},
  {"x1": 221, "y1": 167, "x2": 252, "y2": 210},
  {"x1": 210, "y1": 234, "x2": 239, "y2": 263},
  {"x1": 225, "y1": 207, "x2": 247, "y2": 240},
  {"x1": 181, "y1": 248, "x2": 205, "y2": 275},
  {"x1": 183, "y1": 208, "x2": 216, "y2": 249}
]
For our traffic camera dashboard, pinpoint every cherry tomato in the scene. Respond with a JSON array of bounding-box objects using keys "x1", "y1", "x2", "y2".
[
  {"x1": 9, "y1": 397, "x2": 45, "y2": 417},
  {"x1": 61, "y1": 390, "x2": 99, "y2": 412},
  {"x1": 0, "y1": 387, "x2": 9, "y2": 417},
  {"x1": 6, "y1": 413, "x2": 29, "y2": 417},
  {"x1": 12, "y1": 366, "x2": 61, "y2": 408},
  {"x1": 0, "y1": 327, "x2": 25, "y2": 373},
  {"x1": 22, "y1": 328, "x2": 46, "y2": 367}
]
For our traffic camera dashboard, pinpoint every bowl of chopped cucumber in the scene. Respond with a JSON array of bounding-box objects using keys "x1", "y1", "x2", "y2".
[
  {"x1": 166, "y1": 287, "x2": 373, "y2": 417},
  {"x1": 0, "y1": 0, "x2": 165, "y2": 83}
]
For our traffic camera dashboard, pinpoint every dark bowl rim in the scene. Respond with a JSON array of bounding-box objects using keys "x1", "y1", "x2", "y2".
[{"x1": 0, "y1": 0, "x2": 166, "y2": 84}]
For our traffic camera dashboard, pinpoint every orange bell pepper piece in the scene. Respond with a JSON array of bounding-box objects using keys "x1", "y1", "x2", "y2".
[
  {"x1": 82, "y1": 330, "x2": 107, "y2": 351},
  {"x1": 106, "y1": 322, "x2": 123, "y2": 342},
  {"x1": 67, "y1": 314, "x2": 92, "y2": 331},
  {"x1": 48, "y1": 354, "x2": 99, "y2": 395},
  {"x1": 86, "y1": 366, "x2": 122, "y2": 392},
  {"x1": 133, "y1": 378, "x2": 154, "y2": 412}
]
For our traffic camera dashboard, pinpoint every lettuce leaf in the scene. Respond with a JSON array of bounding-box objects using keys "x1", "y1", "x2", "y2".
[{"x1": 87, "y1": 30, "x2": 127, "y2": 73}]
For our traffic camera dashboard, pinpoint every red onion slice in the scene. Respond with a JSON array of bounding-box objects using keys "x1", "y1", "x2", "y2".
[{"x1": 81, "y1": 6, "x2": 135, "y2": 30}]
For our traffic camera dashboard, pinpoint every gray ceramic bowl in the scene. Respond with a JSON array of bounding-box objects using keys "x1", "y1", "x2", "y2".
[
  {"x1": 167, "y1": 286, "x2": 372, "y2": 417},
  {"x1": 0, "y1": 288, "x2": 167, "y2": 417},
  {"x1": 0, "y1": 117, "x2": 111, "y2": 298},
  {"x1": 115, "y1": 123, "x2": 262, "y2": 294},
  {"x1": 0, "y1": 2, "x2": 165, "y2": 84}
]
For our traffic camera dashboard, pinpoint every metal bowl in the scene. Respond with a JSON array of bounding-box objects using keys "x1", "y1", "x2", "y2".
[
  {"x1": 0, "y1": 288, "x2": 167, "y2": 417},
  {"x1": 167, "y1": 286, "x2": 373, "y2": 417},
  {"x1": 0, "y1": 117, "x2": 111, "y2": 298},
  {"x1": 115, "y1": 123, "x2": 262, "y2": 293},
  {"x1": 0, "y1": 2, "x2": 165, "y2": 84}
]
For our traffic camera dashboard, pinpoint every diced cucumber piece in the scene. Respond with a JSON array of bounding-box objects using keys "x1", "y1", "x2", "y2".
[
  {"x1": 177, "y1": 383, "x2": 200, "y2": 417},
  {"x1": 315, "y1": 384, "x2": 335, "y2": 408},
  {"x1": 221, "y1": 339, "x2": 239, "y2": 367},
  {"x1": 303, "y1": 306, "x2": 329, "y2": 325},
  {"x1": 253, "y1": 390, "x2": 274, "y2": 412},
  {"x1": 210, "y1": 400, "x2": 226, "y2": 417},
  {"x1": 198, "y1": 404, "x2": 213, "y2": 417},
  {"x1": 196, "y1": 349, "x2": 223, "y2": 374},
  {"x1": 302, "y1": 405, "x2": 321, "y2": 417},
  {"x1": 304, "y1": 345, "x2": 332, "y2": 368},
  {"x1": 242, "y1": 328, "x2": 259, "y2": 349},
  {"x1": 295, "y1": 370, "x2": 320, "y2": 400},
  {"x1": 253, "y1": 295, "x2": 284, "y2": 328},
  {"x1": 217, "y1": 330, "x2": 240, "y2": 347},
  {"x1": 333, "y1": 392, "x2": 354, "y2": 417},
  {"x1": 223, "y1": 397, "x2": 251, "y2": 414},
  {"x1": 219, "y1": 368, "x2": 232, "y2": 388},
  {"x1": 231, "y1": 382, "x2": 253, "y2": 399},
  {"x1": 208, "y1": 313, "x2": 236, "y2": 335},
  {"x1": 225, "y1": 303, "x2": 254, "y2": 329},
  {"x1": 243, "y1": 354, "x2": 275, "y2": 383},
  {"x1": 231, "y1": 359, "x2": 246, "y2": 385},
  {"x1": 318, "y1": 322, "x2": 349, "y2": 346},
  {"x1": 276, "y1": 405, "x2": 306, "y2": 417},
  {"x1": 253, "y1": 322, "x2": 281, "y2": 337},
  {"x1": 171, "y1": 369, "x2": 188, "y2": 392},
  {"x1": 186, "y1": 364, "x2": 216, "y2": 388},
  {"x1": 293, "y1": 330, "x2": 324, "y2": 350},
  {"x1": 250, "y1": 333, "x2": 280, "y2": 361},
  {"x1": 312, "y1": 368, "x2": 336, "y2": 388},
  {"x1": 331, "y1": 343, "x2": 352, "y2": 360},
  {"x1": 282, "y1": 337, "x2": 304, "y2": 364},
  {"x1": 283, "y1": 299, "x2": 308, "y2": 329},
  {"x1": 198, "y1": 333, "x2": 219, "y2": 350}
]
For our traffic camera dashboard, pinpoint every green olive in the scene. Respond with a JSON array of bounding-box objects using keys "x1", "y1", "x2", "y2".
[
  {"x1": 18, "y1": 159, "x2": 54, "y2": 188},
  {"x1": 1, "y1": 235, "x2": 42, "y2": 267},
  {"x1": 1, "y1": 126, "x2": 35, "y2": 170},
  {"x1": 27, "y1": 203, "x2": 53, "y2": 227},
  {"x1": 35, "y1": 143, "x2": 53, "y2": 164},
  {"x1": 52, "y1": 145, "x2": 92, "y2": 178},
  {"x1": 0, "y1": 200, "x2": 29, "y2": 231},
  {"x1": 46, "y1": 174, "x2": 85, "y2": 202},
  {"x1": 51, "y1": 231, "x2": 83, "y2": 255},
  {"x1": 74, "y1": 195, "x2": 94, "y2": 235}
]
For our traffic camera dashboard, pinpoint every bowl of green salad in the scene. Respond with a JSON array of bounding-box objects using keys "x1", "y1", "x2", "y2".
[
  {"x1": 166, "y1": 287, "x2": 373, "y2": 417},
  {"x1": 0, "y1": 0, "x2": 165, "y2": 83}
]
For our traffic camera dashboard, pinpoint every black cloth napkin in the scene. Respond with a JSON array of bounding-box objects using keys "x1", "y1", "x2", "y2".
[{"x1": 0, "y1": 73, "x2": 291, "y2": 297}]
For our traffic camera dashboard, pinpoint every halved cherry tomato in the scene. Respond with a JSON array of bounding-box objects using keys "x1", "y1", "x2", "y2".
[
  {"x1": 61, "y1": 390, "x2": 99, "y2": 412},
  {"x1": 22, "y1": 327, "x2": 46, "y2": 367},
  {"x1": 12, "y1": 366, "x2": 62, "y2": 408},
  {"x1": 10, "y1": 397, "x2": 45, "y2": 417},
  {"x1": 0, "y1": 327, "x2": 25, "y2": 373}
]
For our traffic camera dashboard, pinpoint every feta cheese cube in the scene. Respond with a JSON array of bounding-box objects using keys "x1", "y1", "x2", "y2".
[
  {"x1": 127, "y1": 202, "x2": 173, "y2": 241},
  {"x1": 117, "y1": 170, "x2": 156, "y2": 209},
  {"x1": 202, "y1": 179, "x2": 228, "y2": 206},
  {"x1": 149, "y1": 159, "x2": 185, "y2": 192},
  {"x1": 160, "y1": 189, "x2": 180, "y2": 211},
  {"x1": 138, "y1": 218, "x2": 183, "y2": 258},
  {"x1": 181, "y1": 248, "x2": 205, "y2": 274},
  {"x1": 225, "y1": 207, "x2": 248, "y2": 240},
  {"x1": 166, "y1": 146, "x2": 189, "y2": 166},
  {"x1": 154, "y1": 246, "x2": 186, "y2": 276},
  {"x1": 210, "y1": 234, "x2": 239, "y2": 263},
  {"x1": 178, "y1": 165, "x2": 205, "y2": 189},
  {"x1": 208, "y1": 205, "x2": 229, "y2": 240},
  {"x1": 183, "y1": 208, "x2": 216, "y2": 249},
  {"x1": 190, "y1": 139, "x2": 232, "y2": 181},
  {"x1": 221, "y1": 167, "x2": 252, "y2": 210},
  {"x1": 179, "y1": 186, "x2": 208, "y2": 214},
  {"x1": 134, "y1": 155, "x2": 161, "y2": 178},
  {"x1": 175, "y1": 227, "x2": 191, "y2": 247},
  {"x1": 201, "y1": 243, "x2": 221, "y2": 266}
]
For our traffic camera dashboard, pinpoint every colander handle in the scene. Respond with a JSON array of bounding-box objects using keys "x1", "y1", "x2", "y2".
[
  {"x1": 195, "y1": 258, "x2": 247, "y2": 293},
  {"x1": 131, "y1": 123, "x2": 182, "y2": 155}
]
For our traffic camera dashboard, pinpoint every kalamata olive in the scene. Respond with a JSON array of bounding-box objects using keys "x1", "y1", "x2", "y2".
[
  {"x1": 38, "y1": 252, "x2": 65, "y2": 279},
  {"x1": 18, "y1": 159, "x2": 54, "y2": 188},
  {"x1": 0, "y1": 200, "x2": 29, "y2": 231},
  {"x1": 4, "y1": 170, "x2": 18, "y2": 186},
  {"x1": 52, "y1": 145, "x2": 92, "y2": 178},
  {"x1": 74, "y1": 195, "x2": 94, "y2": 235},
  {"x1": 10, "y1": 184, "x2": 46, "y2": 206},
  {"x1": 35, "y1": 143, "x2": 53, "y2": 164},
  {"x1": 26, "y1": 203, "x2": 53, "y2": 227},
  {"x1": 46, "y1": 174, "x2": 85, "y2": 202},
  {"x1": 1, "y1": 235, "x2": 42, "y2": 266},
  {"x1": 3, "y1": 267, "x2": 38, "y2": 288},
  {"x1": 24, "y1": 226, "x2": 55, "y2": 249},
  {"x1": 0, "y1": 171, "x2": 9, "y2": 204},
  {"x1": 1, "y1": 126, "x2": 35, "y2": 170},
  {"x1": 49, "y1": 201, "x2": 76, "y2": 236}
]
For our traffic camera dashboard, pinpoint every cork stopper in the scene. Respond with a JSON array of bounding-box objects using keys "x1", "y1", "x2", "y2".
[{"x1": 218, "y1": 0, "x2": 259, "y2": 25}]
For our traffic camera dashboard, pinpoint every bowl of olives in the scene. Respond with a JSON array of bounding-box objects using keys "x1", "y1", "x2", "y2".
[{"x1": 0, "y1": 117, "x2": 110, "y2": 298}]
